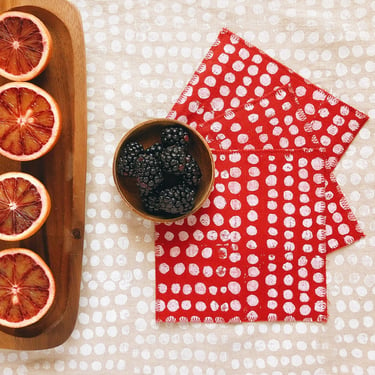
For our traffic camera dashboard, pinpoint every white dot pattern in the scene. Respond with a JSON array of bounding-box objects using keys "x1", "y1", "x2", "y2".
[{"x1": 0, "y1": 0, "x2": 374, "y2": 374}]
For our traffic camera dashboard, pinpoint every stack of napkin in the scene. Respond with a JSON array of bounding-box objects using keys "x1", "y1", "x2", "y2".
[{"x1": 155, "y1": 28, "x2": 369, "y2": 323}]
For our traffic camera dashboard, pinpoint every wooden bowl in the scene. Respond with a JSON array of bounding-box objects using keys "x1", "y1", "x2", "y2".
[{"x1": 113, "y1": 118, "x2": 215, "y2": 222}]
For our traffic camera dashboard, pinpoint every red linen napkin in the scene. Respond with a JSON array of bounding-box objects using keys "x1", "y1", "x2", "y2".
[
  {"x1": 155, "y1": 28, "x2": 369, "y2": 323},
  {"x1": 156, "y1": 148, "x2": 328, "y2": 323},
  {"x1": 169, "y1": 29, "x2": 368, "y2": 164},
  {"x1": 167, "y1": 28, "x2": 368, "y2": 252}
]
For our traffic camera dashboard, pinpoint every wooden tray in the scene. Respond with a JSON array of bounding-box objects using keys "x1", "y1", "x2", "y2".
[{"x1": 0, "y1": 0, "x2": 87, "y2": 349}]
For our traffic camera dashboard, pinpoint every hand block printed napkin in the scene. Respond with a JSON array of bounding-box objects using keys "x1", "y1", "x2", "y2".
[
  {"x1": 155, "y1": 28, "x2": 369, "y2": 323},
  {"x1": 167, "y1": 28, "x2": 369, "y2": 252},
  {"x1": 156, "y1": 148, "x2": 328, "y2": 323}
]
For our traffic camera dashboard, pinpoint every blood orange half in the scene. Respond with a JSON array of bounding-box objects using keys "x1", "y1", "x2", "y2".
[
  {"x1": 0, "y1": 172, "x2": 51, "y2": 241},
  {"x1": 0, "y1": 248, "x2": 55, "y2": 328},
  {"x1": 0, "y1": 81, "x2": 61, "y2": 161},
  {"x1": 0, "y1": 11, "x2": 52, "y2": 81}
]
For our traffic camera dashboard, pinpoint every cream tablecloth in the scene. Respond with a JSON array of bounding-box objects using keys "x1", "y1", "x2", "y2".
[{"x1": 1, "y1": 0, "x2": 374, "y2": 374}]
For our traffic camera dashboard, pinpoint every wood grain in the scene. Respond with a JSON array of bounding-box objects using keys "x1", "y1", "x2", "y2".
[{"x1": 0, "y1": 0, "x2": 87, "y2": 349}]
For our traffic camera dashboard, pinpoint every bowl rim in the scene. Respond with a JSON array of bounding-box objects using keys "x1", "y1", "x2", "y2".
[{"x1": 113, "y1": 118, "x2": 215, "y2": 222}]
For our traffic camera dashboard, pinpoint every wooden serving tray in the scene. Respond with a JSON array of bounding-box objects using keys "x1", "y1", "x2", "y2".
[{"x1": 0, "y1": 0, "x2": 87, "y2": 349}]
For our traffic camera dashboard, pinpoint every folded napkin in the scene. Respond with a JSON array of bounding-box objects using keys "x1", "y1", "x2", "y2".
[
  {"x1": 168, "y1": 28, "x2": 368, "y2": 252},
  {"x1": 169, "y1": 29, "x2": 368, "y2": 170},
  {"x1": 155, "y1": 28, "x2": 369, "y2": 323},
  {"x1": 156, "y1": 147, "x2": 328, "y2": 323}
]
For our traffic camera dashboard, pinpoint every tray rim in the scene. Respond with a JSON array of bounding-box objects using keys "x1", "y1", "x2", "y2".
[{"x1": 0, "y1": 0, "x2": 87, "y2": 350}]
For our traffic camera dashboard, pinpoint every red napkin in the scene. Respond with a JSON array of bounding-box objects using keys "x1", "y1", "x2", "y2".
[
  {"x1": 156, "y1": 147, "x2": 328, "y2": 323},
  {"x1": 155, "y1": 28, "x2": 369, "y2": 323},
  {"x1": 169, "y1": 29, "x2": 368, "y2": 170},
  {"x1": 168, "y1": 28, "x2": 368, "y2": 252}
]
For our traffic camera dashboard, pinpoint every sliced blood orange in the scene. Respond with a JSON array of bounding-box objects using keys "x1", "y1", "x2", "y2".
[
  {"x1": 0, "y1": 248, "x2": 55, "y2": 328},
  {"x1": 0, "y1": 11, "x2": 52, "y2": 81},
  {"x1": 0, "y1": 172, "x2": 51, "y2": 241},
  {"x1": 0, "y1": 81, "x2": 61, "y2": 161}
]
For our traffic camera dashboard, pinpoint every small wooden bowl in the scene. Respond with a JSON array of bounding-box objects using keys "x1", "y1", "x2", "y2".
[{"x1": 113, "y1": 118, "x2": 215, "y2": 222}]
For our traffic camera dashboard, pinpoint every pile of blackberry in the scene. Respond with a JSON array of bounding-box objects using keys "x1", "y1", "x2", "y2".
[{"x1": 116, "y1": 125, "x2": 202, "y2": 217}]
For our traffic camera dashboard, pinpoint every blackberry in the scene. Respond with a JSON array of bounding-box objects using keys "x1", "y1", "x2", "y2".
[
  {"x1": 145, "y1": 142, "x2": 163, "y2": 158},
  {"x1": 116, "y1": 141, "x2": 144, "y2": 177},
  {"x1": 161, "y1": 125, "x2": 190, "y2": 147},
  {"x1": 135, "y1": 154, "x2": 163, "y2": 195},
  {"x1": 142, "y1": 193, "x2": 161, "y2": 214},
  {"x1": 182, "y1": 155, "x2": 201, "y2": 187},
  {"x1": 160, "y1": 145, "x2": 187, "y2": 174},
  {"x1": 159, "y1": 184, "x2": 195, "y2": 215}
]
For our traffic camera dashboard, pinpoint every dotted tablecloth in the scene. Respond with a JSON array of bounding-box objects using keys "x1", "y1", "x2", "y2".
[{"x1": 1, "y1": 0, "x2": 374, "y2": 374}]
